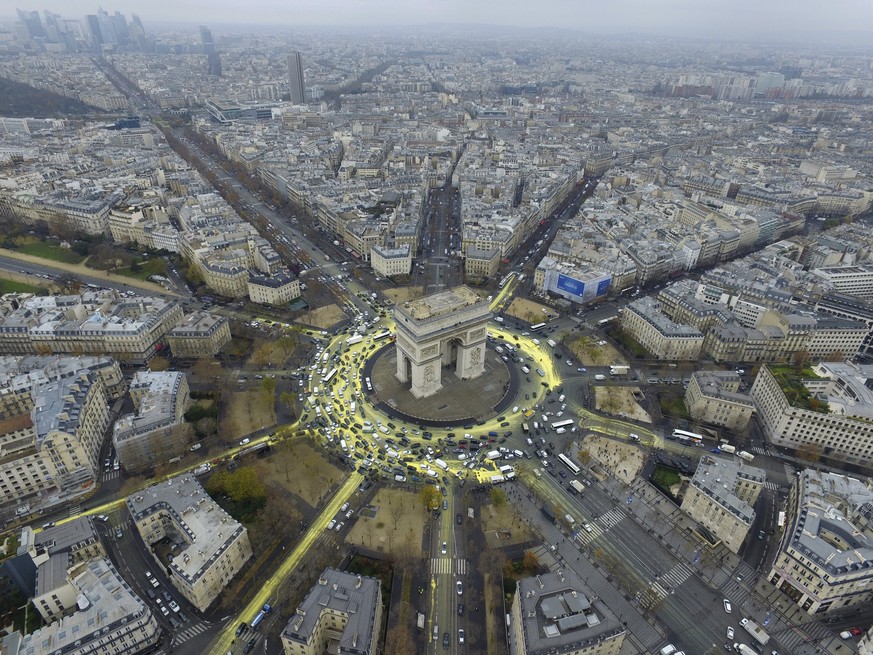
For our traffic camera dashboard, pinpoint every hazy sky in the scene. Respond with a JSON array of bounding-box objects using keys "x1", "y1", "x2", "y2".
[{"x1": 20, "y1": 0, "x2": 873, "y2": 40}]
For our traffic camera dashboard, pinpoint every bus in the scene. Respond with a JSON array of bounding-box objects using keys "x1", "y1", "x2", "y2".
[
  {"x1": 323, "y1": 368, "x2": 338, "y2": 385},
  {"x1": 373, "y1": 330, "x2": 392, "y2": 341},
  {"x1": 671, "y1": 429, "x2": 703, "y2": 445},
  {"x1": 552, "y1": 419, "x2": 574, "y2": 430},
  {"x1": 597, "y1": 316, "x2": 617, "y2": 326},
  {"x1": 530, "y1": 322, "x2": 547, "y2": 332},
  {"x1": 557, "y1": 453, "x2": 581, "y2": 476},
  {"x1": 499, "y1": 272, "x2": 516, "y2": 289}
]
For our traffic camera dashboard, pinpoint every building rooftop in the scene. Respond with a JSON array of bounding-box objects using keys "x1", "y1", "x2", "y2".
[
  {"x1": 15, "y1": 558, "x2": 153, "y2": 655},
  {"x1": 689, "y1": 455, "x2": 765, "y2": 525},
  {"x1": 396, "y1": 285, "x2": 486, "y2": 322},
  {"x1": 126, "y1": 475, "x2": 247, "y2": 589},
  {"x1": 281, "y1": 567, "x2": 380, "y2": 655},
  {"x1": 169, "y1": 311, "x2": 228, "y2": 337},
  {"x1": 788, "y1": 471, "x2": 873, "y2": 576},
  {"x1": 516, "y1": 569, "x2": 624, "y2": 655}
]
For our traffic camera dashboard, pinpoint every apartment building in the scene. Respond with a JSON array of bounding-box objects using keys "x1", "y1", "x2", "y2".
[
  {"x1": 113, "y1": 371, "x2": 191, "y2": 472},
  {"x1": 680, "y1": 455, "x2": 764, "y2": 553},
  {"x1": 166, "y1": 311, "x2": 232, "y2": 358},
  {"x1": 464, "y1": 247, "x2": 500, "y2": 280},
  {"x1": 281, "y1": 568, "x2": 382, "y2": 655},
  {"x1": 248, "y1": 271, "x2": 301, "y2": 306},
  {"x1": 620, "y1": 298, "x2": 704, "y2": 360},
  {"x1": 127, "y1": 475, "x2": 252, "y2": 612},
  {"x1": 750, "y1": 363, "x2": 873, "y2": 466},
  {"x1": 509, "y1": 569, "x2": 625, "y2": 655},
  {"x1": 811, "y1": 265, "x2": 873, "y2": 299},
  {"x1": 0, "y1": 558, "x2": 160, "y2": 655},
  {"x1": 0, "y1": 292, "x2": 184, "y2": 364},
  {"x1": 370, "y1": 244, "x2": 412, "y2": 278},
  {"x1": 767, "y1": 470, "x2": 873, "y2": 614},
  {"x1": 0, "y1": 370, "x2": 109, "y2": 512},
  {"x1": 16, "y1": 517, "x2": 107, "y2": 621},
  {"x1": 815, "y1": 292, "x2": 873, "y2": 356},
  {"x1": 535, "y1": 257, "x2": 612, "y2": 305},
  {"x1": 684, "y1": 371, "x2": 755, "y2": 431}
]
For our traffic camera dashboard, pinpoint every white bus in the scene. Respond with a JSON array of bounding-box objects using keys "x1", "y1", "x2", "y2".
[
  {"x1": 551, "y1": 419, "x2": 574, "y2": 430},
  {"x1": 323, "y1": 368, "x2": 338, "y2": 385},
  {"x1": 671, "y1": 429, "x2": 703, "y2": 445},
  {"x1": 530, "y1": 322, "x2": 547, "y2": 332},
  {"x1": 373, "y1": 330, "x2": 392, "y2": 341},
  {"x1": 557, "y1": 453, "x2": 580, "y2": 476}
]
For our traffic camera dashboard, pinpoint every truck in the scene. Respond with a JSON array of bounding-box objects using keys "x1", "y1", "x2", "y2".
[
  {"x1": 733, "y1": 644, "x2": 756, "y2": 655},
  {"x1": 740, "y1": 617, "x2": 770, "y2": 646},
  {"x1": 547, "y1": 339, "x2": 557, "y2": 348},
  {"x1": 485, "y1": 450, "x2": 501, "y2": 460},
  {"x1": 416, "y1": 613, "x2": 425, "y2": 630},
  {"x1": 737, "y1": 450, "x2": 755, "y2": 462},
  {"x1": 346, "y1": 334, "x2": 363, "y2": 346},
  {"x1": 434, "y1": 458, "x2": 449, "y2": 471},
  {"x1": 541, "y1": 504, "x2": 556, "y2": 522},
  {"x1": 609, "y1": 365, "x2": 630, "y2": 376},
  {"x1": 490, "y1": 474, "x2": 506, "y2": 484},
  {"x1": 569, "y1": 480, "x2": 586, "y2": 495},
  {"x1": 719, "y1": 444, "x2": 737, "y2": 454},
  {"x1": 494, "y1": 316, "x2": 504, "y2": 323}
]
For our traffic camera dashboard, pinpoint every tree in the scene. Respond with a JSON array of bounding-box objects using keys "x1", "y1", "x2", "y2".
[
  {"x1": 522, "y1": 550, "x2": 540, "y2": 572},
  {"x1": 490, "y1": 487, "x2": 507, "y2": 508},
  {"x1": 389, "y1": 500, "x2": 404, "y2": 531},
  {"x1": 260, "y1": 376, "x2": 277, "y2": 396},
  {"x1": 224, "y1": 466, "x2": 266, "y2": 502},
  {"x1": 793, "y1": 349, "x2": 811, "y2": 372},
  {"x1": 148, "y1": 356, "x2": 171, "y2": 372},
  {"x1": 384, "y1": 619, "x2": 416, "y2": 655},
  {"x1": 420, "y1": 485, "x2": 441, "y2": 511},
  {"x1": 576, "y1": 449, "x2": 592, "y2": 467}
]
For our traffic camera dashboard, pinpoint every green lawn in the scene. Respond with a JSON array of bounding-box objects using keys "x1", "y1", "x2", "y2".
[
  {"x1": 659, "y1": 394, "x2": 689, "y2": 419},
  {"x1": 17, "y1": 242, "x2": 85, "y2": 264},
  {"x1": 0, "y1": 279, "x2": 47, "y2": 294},
  {"x1": 111, "y1": 257, "x2": 167, "y2": 281}
]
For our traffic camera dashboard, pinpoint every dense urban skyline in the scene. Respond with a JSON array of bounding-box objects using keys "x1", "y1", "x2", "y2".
[{"x1": 4, "y1": 0, "x2": 873, "y2": 42}]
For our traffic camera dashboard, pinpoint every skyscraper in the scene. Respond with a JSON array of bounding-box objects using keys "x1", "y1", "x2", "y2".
[
  {"x1": 287, "y1": 51, "x2": 306, "y2": 105},
  {"x1": 200, "y1": 25, "x2": 222, "y2": 77}
]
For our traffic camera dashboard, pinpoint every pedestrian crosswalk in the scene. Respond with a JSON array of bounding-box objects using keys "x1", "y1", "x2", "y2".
[
  {"x1": 750, "y1": 446, "x2": 768, "y2": 455},
  {"x1": 67, "y1": 504, "x2": 81, "y2": 518},
  {"x1": 426, "y1": 557, "x2": 466, "y2": 575},
  {"x1": 763, "y1": 481, "x2": 780, "y2": 491},
  {"x1": 646, "y1": 562, "x2": 694, "y2": 603},
  {"x1": 172, "y1": 621, "x2": 210, "y2": 646},
  {"x1": 101, "y1": 470, "x2": 121, "y2": 482},
  {"x1": 598, "y1": 507, "x2": 626, "y2": 529}
]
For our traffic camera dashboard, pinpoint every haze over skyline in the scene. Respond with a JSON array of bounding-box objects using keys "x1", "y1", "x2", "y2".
[{"x1": 9, "y1": 0, "x2": 873, "y2": 43}]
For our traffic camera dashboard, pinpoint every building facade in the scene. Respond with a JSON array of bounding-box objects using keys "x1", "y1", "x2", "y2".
[
  {"x1": 620, "y1": 298, "x2": 704, "y2": 361},
  {"x1": 767, "y1": 470, "x2": 873, "y2": 614},
  {"x1": 166, "y1": 311, "x2": 231, "y2": 358},
  {"x1": 280, "y1": 568, "x2": 382, "y2": 655},
  {"x1": 113, "y1": 371, "x2": 191, "y2": 472},
  {"x1": 370, "y1": 244, "x2": 412, "y2": 278},
  {"x1": 684, "y1": 371, "x2": 754, "y2": 431},
  {"x1": 127, "y1": 475, "x2": 252, "y2": 612},
  {"x1": 680, "y1": 455, "x2": 764, "y2": 553},
  {"x1": 750, "y1": 363, "x2": 873, "y2": 466}
]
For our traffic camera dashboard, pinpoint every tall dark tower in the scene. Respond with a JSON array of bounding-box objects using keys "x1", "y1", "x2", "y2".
[
  {"x1": 199, "y1": 25, "x2": 222, "y2": 77},
  {"x1": 287, "y1": 51, "x2": 305, "y2": 105}
]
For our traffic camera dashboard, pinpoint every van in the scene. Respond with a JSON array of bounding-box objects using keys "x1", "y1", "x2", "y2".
[
  {"x1": 433, "y1": 625, "x2": 439, "y2": 641},
  {"x1": 558, "y1": 394, "x2": 565, "y2": 403},
  {"x1": 660, "y1": 646, "x2": 677, "y2": 655},
  {"x1": 512, "y1": 406, "x2": 519, "y2": 413}
]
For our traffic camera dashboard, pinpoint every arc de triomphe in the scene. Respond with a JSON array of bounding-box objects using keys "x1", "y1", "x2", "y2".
[{"x1": 393, "y1": 286, "x2": 492, "y2": 398}]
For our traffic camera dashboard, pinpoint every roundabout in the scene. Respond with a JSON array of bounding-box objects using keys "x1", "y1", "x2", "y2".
[{"x1": 364, "y1": 342, "x2": 515, "y2": 426}]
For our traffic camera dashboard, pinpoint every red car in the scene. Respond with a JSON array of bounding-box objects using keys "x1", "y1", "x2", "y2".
[{"x1": 850, "y1": 628, "x2": 863, "y2": 636}]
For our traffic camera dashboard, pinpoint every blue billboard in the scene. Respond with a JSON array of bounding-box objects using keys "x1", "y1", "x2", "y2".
[
  {"x1": 596, "y1": 278, "x2": 611, "y2": 297},
  {"x1": 557, "y1": 274, "x2": 585, "y2": 298}
]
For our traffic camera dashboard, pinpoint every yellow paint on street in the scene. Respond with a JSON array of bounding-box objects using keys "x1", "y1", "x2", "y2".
[{"x1": 207, "y1": 471, "x2": 362, "y2": 655}]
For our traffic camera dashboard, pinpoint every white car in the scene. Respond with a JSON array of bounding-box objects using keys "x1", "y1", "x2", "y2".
[
  {"x1": 727, "y1": 626, "x2": 734, "y2": 639},
  {"x1": 723, "y1": 599, "x2": 732, "y2": 613},
  {"x1": 239, "y1": 438, "x2": 250, "y2": 446},
  {"x1": 456, "y1": 581, "x2": 463, "y2": 595},
  {"x1": 327, "y1": 519, "x2": 337, "y2": 530},
  {"x1": 441, "y1": 542, "x2": 447, "y2": 555}
]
